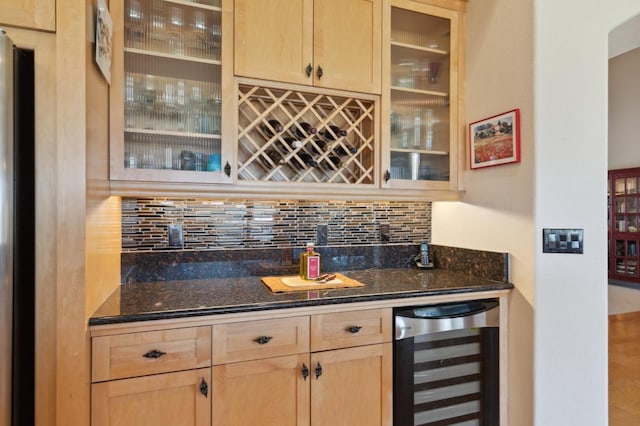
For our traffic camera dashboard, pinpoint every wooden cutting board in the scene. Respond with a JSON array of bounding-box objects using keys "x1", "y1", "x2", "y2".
[{"x1": 261, "y1": 273, "x2": 365, "y2": 293}]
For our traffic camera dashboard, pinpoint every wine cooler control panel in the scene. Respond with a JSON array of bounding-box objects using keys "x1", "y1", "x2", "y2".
[{"x1": 542, "y1": 228, "x2": 584, "y2": 254}]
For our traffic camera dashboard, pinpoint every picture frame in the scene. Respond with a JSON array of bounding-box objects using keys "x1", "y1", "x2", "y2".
[
  {"x1": 469, "y1": 108, "x2": 521, "y2": 170},
  {"x1": 95, "y1": 0, "x2": 113, "y2": 84}
]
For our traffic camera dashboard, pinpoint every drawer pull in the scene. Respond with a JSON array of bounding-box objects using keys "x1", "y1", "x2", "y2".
[
  {"x1": 199, "y1": 378, "x2": 208, "y2": 397},
  {"x1": 302, "y1": 363, "x2": 310, "y2": 380},
  {"x1": 346, "y1": 325, "x2": 362, "y2": 334},
  {"x1": 253, "y1": 336, "x2": 273, "y2": 345},
  {"x1": 142, "y1": 349, "x2": 167, "y2": 359}
]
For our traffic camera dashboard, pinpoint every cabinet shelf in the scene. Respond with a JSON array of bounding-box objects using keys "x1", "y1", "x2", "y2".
[
  {"x1": 163, "y1": 0, "x2": 221, "y2": 11},
  {"x1": 390, "y1": 147, "x2": 448, "y2": 156},
  {"x1": 124, "y1": 47, "x2": 222, "y2": 66},
  {"x1": 125, "y1": 128, "x2": 220, "y2": 139},
  {"x1": 390, "y1": 86, "x2": 448, "y2": 98},
  {"x1": 391, "y1": 41, "x2": 448, "y2": 56}
]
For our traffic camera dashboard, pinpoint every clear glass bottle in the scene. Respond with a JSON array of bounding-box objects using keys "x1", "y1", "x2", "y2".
[{"x1": 299, "y1": 242, "x2": 321, "y2": 280}]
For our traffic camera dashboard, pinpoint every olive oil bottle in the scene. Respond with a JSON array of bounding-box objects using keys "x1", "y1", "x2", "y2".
[{"x1": 299, "y1": 242, "x2": 320, "y2": 280}]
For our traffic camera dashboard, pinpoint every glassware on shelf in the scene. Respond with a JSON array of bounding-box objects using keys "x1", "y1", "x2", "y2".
[
  {"x1": 125, "y1": 0, "x2": 144, "y2": 49},
  {"x1": 190, "y1": 10, "x2": 209, "y2": 58},
  {"x1": 142, "y1": 74, "x2": 157, "y2": 129},
  {"x1": 124, "y1": 73, "x2": 142, "y2": 128},
  {"x1": 168, "y1": 6, "x2": 185, "y2": 55},
  {"x1": 148, "y1": 0, "x2": 167, "y2": 52}
]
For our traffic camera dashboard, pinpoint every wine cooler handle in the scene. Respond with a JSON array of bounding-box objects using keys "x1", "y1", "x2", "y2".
[
  {"x1": 316, "y1": 65, "x2": 323, "y2": 79},
  {"x1": 384, "y1": 170, "x2": 391, "y2": 182},
  {"x1": 306, "y1": 63, "x2": 313, "y2": 77}
]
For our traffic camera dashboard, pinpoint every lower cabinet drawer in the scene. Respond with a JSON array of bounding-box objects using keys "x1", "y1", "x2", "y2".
[
  {"x1": 311, "y1": 308, "x2": 392, "y2": 351},
  {"x1": 92, "y1": 326, "x2": 212, "y2": 382},
  {"x1": 212, "y1": 316, "x2": 309, "y2": 364}
]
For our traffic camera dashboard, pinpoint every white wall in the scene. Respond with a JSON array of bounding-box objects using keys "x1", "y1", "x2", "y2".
[
  {"x1": 609, "y1": 47, "x2": 640, "y2": 170},
  {"x1": 433, "y1": 0, "x2": 640, "y2": 424}
]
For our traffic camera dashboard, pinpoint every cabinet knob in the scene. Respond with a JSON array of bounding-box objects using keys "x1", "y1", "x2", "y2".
[
  {"x1": 302, "y1": 363, "x2": 310, "y2": 380},
  {"x1": 253, "y1": 335, "x2": 273, "y2": 345},
  {"x1": 346, "y1": 325, "x2": 362, "y2": 334},
  {"x1": 199, "y1": 377, "x2": 208, "y2": 397},
  {"x1": 316, "y1": 65, "x2": 324, "y2": 79},
  {"x1": 315, "y1": 362, "x2": 323, "y2": 379},
  {"x1": 224, "y1": 161, "x2": 231, "y2": 177},
  {"x1": 384, "y1": 170, "x2": 391, "y2": 182},
  {"x1": 306, "y1": 63, "x2": 313, "y2": 77},
  {"x1": 142, "y1": 349, "x2": 166, "y2": 359}
]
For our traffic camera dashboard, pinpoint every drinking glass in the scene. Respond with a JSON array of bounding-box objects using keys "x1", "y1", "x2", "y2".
[
  {"x1": 125, "y1": 0, "x2": 144, "y2": 48},
  {"x1": 168, "y1": 7, "x2": 185, "y2": 55}
]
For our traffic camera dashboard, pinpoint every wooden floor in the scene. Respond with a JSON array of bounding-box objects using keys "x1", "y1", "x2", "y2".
[{"x1": 610, "y1": 311, "x2": 640, "y2": 425}]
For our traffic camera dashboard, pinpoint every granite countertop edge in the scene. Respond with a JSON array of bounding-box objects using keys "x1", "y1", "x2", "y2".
[{"x1": 89, "y1": 267, "x2": 514, "y2": 326}]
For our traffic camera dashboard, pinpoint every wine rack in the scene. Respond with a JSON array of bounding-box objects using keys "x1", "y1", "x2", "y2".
[{"x1": 237, "y1": 81, "x2": 378, "y2": 185}]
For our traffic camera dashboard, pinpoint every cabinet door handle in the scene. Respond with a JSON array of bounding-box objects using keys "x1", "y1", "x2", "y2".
[
  {"x1": 224, "y1": 161, "x2": 231, "y2": 177},
  {"x1": 316, "y1": 65, "x2": 323, "y2": 79},
  {"x1": 253, "y1": 335, "x2": 273, "y2": 345},
  {"x1": 315, "y1": 362, "x2": 323, "y2": 379},
  {"x1": 346, "y1": 325, "x2": 362, "y2": 334},
  {"x1": 306, "y1": 63, "x2": 313, "y2": 77},
  {"x1": 199, "y1": 377, "x2": 208, "y2": 397},
  {"x1": 384, "y1": 170, "x2": 391, "y2": 182},
  {"x1": 142, "y1": 349, "x2": 166, "y2": 359},
  {"x1": 302, "y1": 363, "x2": 309, "y2": 380}
]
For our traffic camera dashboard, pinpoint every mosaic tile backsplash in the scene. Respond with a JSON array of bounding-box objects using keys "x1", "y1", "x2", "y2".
[{"x1": 122, "y1": 198, "x2": 432, "y2": 251}]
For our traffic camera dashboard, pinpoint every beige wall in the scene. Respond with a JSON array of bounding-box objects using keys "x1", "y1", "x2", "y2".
[
  {"x1": 609, "y1": 46, "x2": 640, "y2": 170},
  {"x1": 431, "y1": 0, "x2": 535, "y2": 423}
]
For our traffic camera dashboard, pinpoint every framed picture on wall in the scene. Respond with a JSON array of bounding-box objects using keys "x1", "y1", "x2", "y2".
[{"x1": 469, "y1": 109, "x2": 521, "y2": 169}]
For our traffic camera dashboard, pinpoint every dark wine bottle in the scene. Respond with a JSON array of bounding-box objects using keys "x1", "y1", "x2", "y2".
[
  {"x1": 322, "y1": 155, "x2": 342, "y2": 171},
  {"x1": 280, "y1": 137, "x2": 303, "y2": 150},
  {"x1": 308, "y1": 138, "x2": 328, "y2": 155},
  {"x1": 296, "y1": 152, "x2": 318, "y2": 168},
  {"x1": 260, "y1": 149, "x2": 283, "y2": 169},
  {"x1": 321, "y1": 125, "x2": 348, "y2": 140},
  {"x1": 332, "y1": 143, "x2": 357, "y2": 156},
  {"x1": 292, "y1": 122, "x2": 317, "y2": 139},
  {"x1": 260, "y1": 119, "x2": 284, "y2": 138}
]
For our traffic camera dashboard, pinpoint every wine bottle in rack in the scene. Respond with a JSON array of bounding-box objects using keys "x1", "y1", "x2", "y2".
[
  {"x1": 260, "y1": 119, "x2": 284, "y2": 138},
  {"x1": 292, "y1": 122, "x2": 317, "y2": 139},
  {"x1": 260, "y1": 150, "x2": 284, "y2": 169},
  {"x1": 296, "y1": 152, "x2": 319, "y2": 168},
  {"x1": 332, "y1": 143, "x2": 357, "y2": 156},
  {"x1": 307, "y1": 139, "x2": 328, "y2": 155},
  {"x1": 280, "y1": 137, "x2": 303, "y2": 150},
  {"x1": 321, "y1": 155, "x2": 342, "y2": 171},
  {"x1": 321, "y1": 125, "x2": 348, "y2": 140}
]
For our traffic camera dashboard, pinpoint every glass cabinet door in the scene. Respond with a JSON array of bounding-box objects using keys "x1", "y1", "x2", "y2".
[
  {"x1": 111, "y1": 0, "x2": 232, "y2": 183},
  {"x1": 382, "y1": 1, "x2": 459, "y2": 189}
]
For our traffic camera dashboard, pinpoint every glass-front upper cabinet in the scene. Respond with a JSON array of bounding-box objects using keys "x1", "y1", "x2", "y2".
[
  {"x1": 110, "y1": 0, "x2": 233, "y2": 185},
  {"x1": 381, "y1": 0, "x2": 461, "y2": 190}
]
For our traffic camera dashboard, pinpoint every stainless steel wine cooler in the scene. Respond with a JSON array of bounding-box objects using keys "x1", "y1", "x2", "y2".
[{"x1": 393, "y1": 299, "x2": 500, "y2": 426}]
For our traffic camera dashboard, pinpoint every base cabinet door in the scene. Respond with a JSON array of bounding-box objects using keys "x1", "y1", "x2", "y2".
[
  {"x1": 311, "y1": 343, "x2": 392, "y2": 426},
  {"x1": 212, "y1": 354, "x2": 311, "y2": 426},
  {"x1": 91, "y1": 368, "x2": 211, "y2": 426}
]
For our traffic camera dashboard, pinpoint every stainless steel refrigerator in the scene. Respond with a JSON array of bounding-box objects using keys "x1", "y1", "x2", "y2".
[{"x1": 0, "y1": 28, "x2": 35, "y2": 426}]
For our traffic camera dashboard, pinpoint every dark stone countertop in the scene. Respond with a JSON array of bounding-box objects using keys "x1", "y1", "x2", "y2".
[{"x1": 89, "y1": 267, "x2": 514, "y2": 326}]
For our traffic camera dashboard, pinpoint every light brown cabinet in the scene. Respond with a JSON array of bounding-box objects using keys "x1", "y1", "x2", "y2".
[
  {"x1": 0, "y1": 0, "x2": 55, "y2": 32},
  {"x1": 109, "y1": 0, "x2": 235, "y2": 186},
  {"x1": 380, "y1": 0, "x2": 464, "y2": 191},
  {"x1": 212, "y1": 309, "x2": 392, "y2": 425},
  {"x1": 233, "y1": 0, "x2": 381, "y2": 95},
  {"x1": 91, "y1": 325, "x2": 212, "y2": 426}
]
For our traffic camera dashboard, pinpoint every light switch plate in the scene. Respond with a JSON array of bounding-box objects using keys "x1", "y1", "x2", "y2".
[{"x1": 543, "y1": 228, "x2": 583, "y2": 254}]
